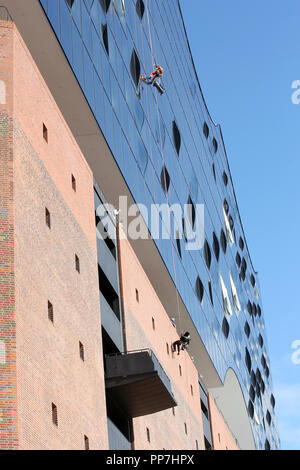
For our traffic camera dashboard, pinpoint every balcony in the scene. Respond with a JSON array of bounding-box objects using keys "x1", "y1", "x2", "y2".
[{"x1": 105, "y1": 349, "x2": 177, "y2": 418}]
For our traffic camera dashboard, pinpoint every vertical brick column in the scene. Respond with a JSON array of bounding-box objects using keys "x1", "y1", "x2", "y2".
[{"x1": 0, "y1": 21, "x2": 18, "y2": 449}]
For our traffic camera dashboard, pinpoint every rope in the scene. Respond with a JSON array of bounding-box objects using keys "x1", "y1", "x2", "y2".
[{"x1": 145, "y1": 0, "x2": 183, "y2": 335}]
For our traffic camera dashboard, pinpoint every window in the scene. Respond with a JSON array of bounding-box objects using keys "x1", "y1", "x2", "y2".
[
  {"x1": 179, "y1": 364, "x2": 182, "y2": 376},
  {"x1": 75, "y1": 254, "x2": 80, "y2": 273},
  {"x1": 166, "y1": 343, "x2": 170, "y2": 355},
  {"x1": 201, "y1": 400, "x2": 209, "y2": 419},
  {"x1": 172, "y1": 407, "x2": 176, "y2": 416},
  {"x1": 160, "y1": 166, "x2": 170, "y2": 194},
  {"x1": 146, "y1": 427, "x2": 150, "y2": 443},
  {"x1": 84, "y1": 435, "x2": 89, "y2": 450},
  {"x1": 135, "y1": 288, "x2": 139, "y2": 303},
  {"x1": 244, "y1": 321, "x2": 251, "y2": 338},
  {"x1": 270, "y1": 394, "x2": 276, "y2": 409},
  {"x1": 79, "y1": 341, "x2": 85, "y2": 361},
  {"x1": 113, "y1": 0, "x2": 125, "y2": 17},
  {"x1": 130, "y1": 50, "x2": 141, "y2": 88},
  {"x1": 212, "y1": 164, "x2": 216, "y2": 182},
  {"x1": 187, "y1": 195, "x2": 196, "y2": 228},
  {"x1": 136, "y1": 0, "x2": 145, "y2": 20},
  {"x1": 100, "y1": 0, "x2": 111, "y2": 13},
  {"x1": 250, "y1": 274, "x2": 256, "y2": 287},
  {"x1": 43, "y1": 123, "x2": 48, "y2": 143},
  {"x1": 175, "y1": 233, "x2": 182, "y2": 259},
  {"x1": 222, "y1": 317, "x2": 230, "y2": 339},
  {"x1": 172, "y1": 120, "x2": 181, "y2": 155},
  {"x1": 245, "y1": 348, "x2": 252, "y2": 374},
  {"x1": 212, "y1": 137, "x2": 218, "y2": 153},
  {"x1": 249, "y1": 385, "x2": 255, "y2": 402},
  {"x1": 190, "y1": 385, "x2": 193, "y2": 396},
  {"x1": 65, "y1": 0, "x2": 74, "y2": 8},
  {"x1": 72, "y1": 174, "x2": 77, "y2": 192},
  {"x1": 204, "y1": 240, "x2": 211, "y2": 270},
  {"x1": 52, "y1": 403, "x2": 58, "y2": 426},
  {"x1": 184, "y1": 422, "x2": 188, "y2": 435},
  {"x1": 248, "y1": 400, "x2": 254, "y2": 419},
  {"x1": 152, "y1": 317, "x2": 155, "y2": 331},
  {"x1": 208, "y1": 281, "x2": 214, "y2": 306},
  {"x1": 212, "y1": 232, "x2": 220, "y2": 261},
  {"x1": 48, "y1": 301, "x2": 54, "y2": 323},
  {"x1": 239, "y1": 237, "x2": 245, "y2": 251},
  {"x1": 102, "y1": 23, "x2": 109, "y2": 55},
  {"x1": 236, "y1": 252, "x2": 241, "y2": 267},
  {"x1": 203, "y1": 122, "x2": 209, "y2": 139},
  {"x1": 196, "y1": 440, "x2": 199, "y2": 450},
  {"x1": 265, "y1": 439, "x2": 271, "y2": 451},
  {"x1": 220, "y1": 229, "x2": 227, "y2": 254},
  {"x1": 223, "y1": 198, "x2": 229, "y2": 215},
  {"x1": 195, "y1": 276, "x2": 204, "y2": 303},
  {"x1": 45, "y1": 207, "x2": 51, "y2": 229},
  {"x1": 223, "y1": 171, "x2": 228, "y2": 186}
]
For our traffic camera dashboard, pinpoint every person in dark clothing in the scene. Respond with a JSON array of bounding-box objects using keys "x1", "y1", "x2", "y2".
[{"x1": 172, "y1": 332, "x2": 191, "y2": 355}]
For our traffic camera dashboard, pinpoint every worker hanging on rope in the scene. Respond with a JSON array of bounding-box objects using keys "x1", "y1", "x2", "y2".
[
  {"x1": 172, "y1": 332, "x2": 191, "y2": 355},
  {"x1": 140, "y1": 64, "x2": 165, "y2": 95}
]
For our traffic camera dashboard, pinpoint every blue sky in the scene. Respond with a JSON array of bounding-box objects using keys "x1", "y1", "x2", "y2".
[{"x1": 181, "y1": 0, "x2": 300, "y2": 450}]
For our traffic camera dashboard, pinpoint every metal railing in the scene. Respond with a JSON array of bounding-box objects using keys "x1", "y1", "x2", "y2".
[{"x1": 0, "y1": 6, "x2": 12, "y2": 21}]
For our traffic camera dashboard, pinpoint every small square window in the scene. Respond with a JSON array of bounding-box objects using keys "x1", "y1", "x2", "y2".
[
  {"x1": 72, "y1": 174, "x2": 77, "y2": 192},
  {"x1": 79, "y1": 341, "x2": 85, "y2": 361},
  {"x1": 75, "y1": 254, "x2": 80, "y2": 273},
  {"x1": 45, "y1": 207, "x2": 51, "y2": 229},
  {"x1": 48, "y1": 301, "x2": 54, "y2": 323},
  {"x1": 43, "y1": 123, "x2": 48, "y2": 143},
  {"x1": 52, "y1": 403, "x2": 58, "y2": 426}
]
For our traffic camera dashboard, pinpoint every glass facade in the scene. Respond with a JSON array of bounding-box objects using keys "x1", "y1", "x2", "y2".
[{"x1": 39, "y1": 0, "x2": 280, "y2": 449}]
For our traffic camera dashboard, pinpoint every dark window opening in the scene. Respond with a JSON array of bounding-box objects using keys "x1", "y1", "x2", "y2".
[
  {"x1": 261, "y1": 380, "x2": 265, "y2": 395},
  {"x1": 98, "y1": 265, "x2": 120, "y2": 320},
  {"x1": 136, "y1": 0, "x2": 145, "y2": 19},
  {"x1": 203, "y1": 122, "x2": 209, "y2": 139},
  {"x1": 135, "y1": 288, "x2": 139, "y2": 303},
  {"x1": 160, "y1": 165, "x2": 170, "y2": 194},
  {"x1": 187, "y1": 195, "x2": 196, "y2": 228},
  {"x1": 204, "y1": 240, "x2": 211, "y2": 270},
  {"x1": 212, "y1": 164, "x2": 216, "y2": 182},
  {"x1": 106, "y1": 392, "x2": 132, "y2": 443},
  {"x1": 241, "y1": 257, "x2": 247, "y2": 272},
  {"x1": 48, "y1": 301, "x2": 54, "y2": 323},
  {"x1": 75, "y1": 254, "x2": 80, "y2": 273},
  {"x1": 208, "y1": 281, "x2": 214, "y2": 306},
  {"x1": 223, "y1": 171, "x2": 228, "y2": 186},
  {"x1": 45, "y1": 207, "x2": 51, "y2": 229},
  {"x1": 240, "y1": 266, "x2": 246, "y2": 282},
  {"x1": 172, "y1": 120, "x2": 181, "y2": 155},
  {"x1": 100, "y1": 0, "x2": 111, "y2": 13},
  {"x1": 102, "y1": 23, "x2": 109, "y2": 55},
  {"x1": 130, "y1": 50, "x2": 141, "y2": 88},
  {"x1": 179, "y1": 364, "x2": 182, "y2": 376},
  {"x1": 152, "y1": 317, "x2": 155, "y2": 331},
  {"x1": 65, "y1": 0, "x2": 75, "y2": 8},
  {"x1": 79, "y1": 341, "x2": 85, "y2": 361},
  {"x1": 270, "y1": 394, "x2": 276, "y2": 408},
  {"x1": 247, "y1": 301, "x2": 253, "y2": 316},
  {"x1": 72, "y1": 174, "x2": 77, "y2": 192},
  {"x1": 256, "y1": 368, "x2": 262, "y2": 384},
  {"x1": 204, "y1": 437, "x2": 212, "y2": 450},
  {"x1": 212, "y1": 137, "x2": 218, "y2": 153},
  {"x1": 250, "y1": 274, "x2": 256, "y2": 287},
  {"x1": 236, "y1": 252, "x2": 241, "y2": 267},
  {"x1": 249, "y1": 385, "x2": 255, "y2": 402},
  {"x1": 146, "y1": 427, "x2": 150, "y2": 443},
  {"x1": 239, "y1": 237, "x2": 245, "y2": 251},
  {"x1": 265, "y1": 439, "x2": 271, "y2": 451},
  {"x1": 43, "y1": 123, "x2": 48, "y2": 143},
  {"x1": 201, "y1": 400, "x2": 209, "y2": 420},
  {"x1": 228, "y1": 215, "x2": 234, "y2": 231},
  {"x1": 184, "y1": 422, "x2": 188, "y2": 435},
  {"x1": 245, "y1": 348, "x2": 252, "y2": 374},
  {"x1": 248, "y1": 400, "x2": 254, "y2": 419},
  {"x1": 261, "y1": 354, "x2": 267, "y2": 369},
  {"x1": 257, "y1": 305, "x2": 262, "y2": 317},
  {"x1": 166, "y1": 343, "x2": 169, "y2": 355},
  {"x1": 244, "y1": 321, "x2": 251, "y2": 338},
  {"x1": 175, "y1": 235, "x2": 182, "y2": 259},
  {"x1": 195, "y1": 276, "x2": 204, "y2": 303},
  {"x1": 222, "y1": 317, "x2": 230, "y2": 339},
  {"x1": 84, "y1": 435, "x2": 89, "y2": 450},
  {"x1": 52, "y1": 403, "x2": 58, "y2": 426},
  {"x1": 220, "y1": 229, "x2": 227, "y2": 254},
  {"x1": 223, "y1": 199, "x2": 229, "y2": 215},
  {"x1": 213, "y1": 232, "x2": 220, "y2": 261},
  {"x1": 251, "y1": 370, "x2": 257, "y2": 387},
  {"x1": 252, "y1": 303, "x2": 257, "y2": 317}
]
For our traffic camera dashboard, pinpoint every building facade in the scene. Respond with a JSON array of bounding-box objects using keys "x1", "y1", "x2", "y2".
[{"x1": 0, "y1": 0, "x2": 280, "y2": 450}]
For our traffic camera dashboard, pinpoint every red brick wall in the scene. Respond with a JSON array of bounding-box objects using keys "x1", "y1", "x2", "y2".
[
  {"x1": 0, "y1": 21, "x2": 18, "y2": 450},
  {"x1": 208, "y1": 395, "x2": 239, "y2": 450},
  {"x1": 118, "y1": 230, "x2": 204, "y2": 450}
]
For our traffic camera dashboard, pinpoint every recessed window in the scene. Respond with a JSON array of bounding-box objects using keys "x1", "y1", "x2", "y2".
[
  {"x1": 48, "y1": 301, "x2": 54, "y2": 323},
  {"x1": 136, "y1": 0, "x2": 145, "y2": 19},
  {"x1": 130, "y1": 49, "x2": 141, "y2": 88},
  {"x1": 249, "y1": 385, "x2": 255, "y2": 402},
  {"x1": 208, "y1": 281, "x2": 214, "y2": 306},
  {"x1": 252, "y1": 303, "x2": 257, "y2": 317},
  {"x1": 152, "y1": 317, "x2": 155, "y2": 331},
  {"x1": 135, "y1": 288, "x2": 139, "y2": 303},
  {"x1": 241, "y1": 257, "x2": 247, "y2": 272},
  {"x1": 195, "y1": 276, "x2": 204, "y2": 303},
  {"x1": 75, "y1": 254, "x2": 80, "y2": 273},
  {"x1": 240, "y1": 266, "x2": 246, "y2": 282},
  {"x1": 257, "y1": 305, "x2": 262, "y2": 317},
  {"x1": 220, "y1": 229, "x2": 227, "y2": 254},
  {"x1": 146, "y1": 427, "x2": 150, "y2": 443},
  {"x1": 52, "y1": 403, "x2": 58, "y2": 426},
  {"x1": 247, "y1": 300, "x2": 253, "y2": 316},
  {"x1": 222, "y1": 317, "x2": 230, "y2": 339},
  {"x1": 250, "y1": 274, "x2": 256, "y2": 287},
  {"x1": 45, "y1": 207, "x2": 51, "y2": 229},
  {"x1": 270, "y1": 394, "x2": 276, "y2": 409},
  {"x1": 160, "y1": 165, "x2": 170, "y2": 194},
  {"x1": 179, "y1": 364, "x2": 182, "y2": 376},
  {"x1": 261, "y1": 380, "x2": 265, "y2": 395},
  {"x1": 245, "y1": 347, "x2": 252, "y2": 373},
  {"x1": 248, "y1": 400, "x2": 254, "y2": 419},
  {"x1": 72, "y1": 174, "x2": 77, "y2": 192},
  {"x1": 113, "y1": 0, "x2": 125, "y2": 17},
  {"x1": 203, "y1": 122, "x2": 209, "y2": 139},
  {"x1": 65, "y1": 0, "x2": 75, "y2": 8},
  {"x1": 261, "y1": 354, "x2": 267, "y2": 370},
  {"x1": 79, "y1": 341, "x2": 85, "y2": 361},
  {"x1": 244, "y1": 321, "x2": 251, "y2": 338},
  {"x1": 228, "y1": 215, "x2": 234, "y2": 231},
  {"x1": 223, "y1": 198, "x2": 229, "y2": 215},
  {"x1": 212, "y1": 137, "x2": 218, "y2": 153},
  {"x1": 223, "y1": 171, "x2": 228, "y2": 186},
  {"x1": 172, "y1": 120, "x2": 181, "y2": 155},
  {"x1": 166, "y1": 343, "x2": 170, "y2": 355},
  {"x1": 239, "y1": 237, "x2": 245, "y2": 251},
  {"x1": 212, "y1": 164, "x2": 216, "y2": 182},
  {"x1": 100, "y1": 0, "x2": 111, "y2": 13},
  {"x1": 175, "y1": 233, "x2": 182, "y2": 259},
  {"x1": 265, "y1": 439, "x2": 271, "y2": 451},
  {"x1": 102, "y1": 23, "x2": 109, "y2": 55},
  {"x1": 187, "y1": 195, "x2": 196, "y2": 228},
  {"x1": 196, "y1": 440, "x2": 199, "y2": 450},
  {"x1": 251, "y1": 370, "x2": 257, "y2": 387},
  {"x1": 43, "y1": 123, "x2": 48, "y2": 143},
  {"x1": 212, "y1": 232, "x2": 220, "y2": 261},
  {"x1": 265, "y1": 365, "x2": 270, "y2": 378},
  {"x1": 190, "y1": 385, "x2": 193, "y2": 396},
  {"x1": 204, "y1": 240, "x2": 211, "y2": 270},
  {"x1": 172, "y1": 407, "x2": 175, "y2": 416},
  {"x1": 256, "y1": 368, "x2": 262, "y2": 383},
  {"x1": 236, "y1": 252, "x2": 241, "y2": 267},
  {"x1": 84, "y1": 435, "x2": 89, "y2": 450},
  {"x1": 184, "y1": 422, "x2": 188, "y2": 435}
]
